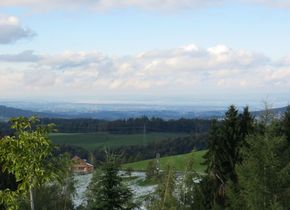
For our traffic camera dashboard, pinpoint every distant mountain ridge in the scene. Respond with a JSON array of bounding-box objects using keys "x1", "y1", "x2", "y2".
[
  {"x1": 0, "y1": 104, "x2": 224, "y2": 120},
  {"x1": 0, "y1": 104, "x2": 289, "y2": 121},
  {"x1": 0, "y1": 105, "x2": 63, "y2": 121},
  {"x1": 252, "y1": 105, "x2": 289, "y2": 117}
]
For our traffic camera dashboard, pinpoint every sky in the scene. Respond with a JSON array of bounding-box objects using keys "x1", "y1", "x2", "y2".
[{"x1": 0, "y1": 0, "x2": 290, "y2": 106}]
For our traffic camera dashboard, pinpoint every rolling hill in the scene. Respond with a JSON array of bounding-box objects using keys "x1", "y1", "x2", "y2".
[
  {"x1": 0, "y1": 105, "x2": 65, "y2": 121},
  {"x1": 122, "y1": 150, "x2": 206, "y2": 173},
  {"x1": 1, "y1": 103, "x2": 289, "y2": 121}
]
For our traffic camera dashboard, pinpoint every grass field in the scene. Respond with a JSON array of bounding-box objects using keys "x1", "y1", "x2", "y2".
[
  {"x1": 122, "y1": 150, "x2": 206, "y2": 173},
  {"x1": 49, "y1": 132, "x2": 188, "y2": 150}
]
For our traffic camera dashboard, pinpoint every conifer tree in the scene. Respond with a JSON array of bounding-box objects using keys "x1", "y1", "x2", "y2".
[
  {"x1": 202, "y1": 105, "x2": 254, "y2": 208},
  {"x1": 227, "y1": 127, "x2": 290, "y2": 210},
  {"x1": 239, "y1": 106, "x2": 254, "y2": 142},
  {"x1": 203, "y1": 120, "x2": 225, "y2": 207},
  {"x1": 86, "y1": 153, "x2": 136, "y2": 210},
  {"x1": 282, "y1": 106, "x2": 290, "y2": 143},
  {"x1": 222, "y1": 105, "x2": 241, "y2": 184},
  {"x1": 226, "y1": 106, "x2": 290, "y2": 210}
]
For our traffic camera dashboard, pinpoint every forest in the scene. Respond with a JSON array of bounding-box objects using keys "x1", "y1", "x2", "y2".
[
  {"x1": 0, "y1": 105, "x2": 289, "y2": 210},
  {"x1": 40, "y1": 117, "x2": 213, "y2": 134},
  {"x1": 0, "y1": 116, "x2": 212, "y2": 135}
]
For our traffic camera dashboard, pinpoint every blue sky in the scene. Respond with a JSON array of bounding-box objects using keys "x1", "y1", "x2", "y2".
[{"x1": 0, "y1": 0, "x2": 290, "y2": 106}]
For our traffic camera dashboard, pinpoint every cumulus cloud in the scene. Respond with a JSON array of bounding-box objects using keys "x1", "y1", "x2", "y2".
[
  {"x1": 0, "y1": 0, "x2": 290, "y2": 11},
  {"x1": 0, "y1": 0, "x2": 224, "y2": 11},
  {"x1": 0, "y1": 44, "x2": 289, "y2": 100},
  {"x1": 0, "y1": 50, "x2": 40, "y2": 62},
  {"x1": 0, "y1": 14, "x2": 35, "y2": 44},
  {"x1": 249, "y1": 0, "x2": 290, "y2": 10}
]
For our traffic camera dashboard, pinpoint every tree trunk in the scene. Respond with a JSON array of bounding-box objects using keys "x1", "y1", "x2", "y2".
[{"x1": 29, "y1": 185, "x2": 35, "y2": 210}]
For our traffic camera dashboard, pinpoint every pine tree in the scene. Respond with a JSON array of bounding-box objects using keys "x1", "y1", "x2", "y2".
[
  {"x1": 227, "y1": 130, "x2": 290, "y2": 210},
  {"x1": 202, "y1": 120, "x2": 225, "y2": 207},
  {"x1": 282, "y1": 106, "x2": 290, "y2": 143},
  {"x1": 202, "y1": 105, "x2": 253, "y2": 208},
  {"x1": 86, "y1": 153, "x2": 136, "y2": 210},
  {"x1": 203, "y1": 105, "x2": 241, "y2": 207},
  {"x1": 226, "y1": 107, "x2": 290, "y2": 210},
  {"x1": 239, "y1": 106, "x2": 254, "y2": 142},
  {"x1": 222, "y1": 105, "x2": 241, "y2": 184}
]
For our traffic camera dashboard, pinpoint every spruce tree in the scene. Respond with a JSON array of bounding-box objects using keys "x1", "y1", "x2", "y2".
[
  {"x1": 282, "y1": 106, "x2": 290, "y2": 143},
  {"x1": 202, "y1": 105, "x2": 254, "y2": 208},
  {"x1": 203, "y1": 120, "x2": 225, "y2": 207},
  {"x1": 222, "y1": 105, "x2": 241, "y2": 184},
  {"x1": 86, "y1": 153, "x2": 136, "y2": 210},
  {"x1": 226, "y1": 106, "x2": 290, "y2": 210},
  {"x1": 239, "y1": 106, "x2": 254, "y2": 142},
  {"x1": 227, "y1": 129, "x2": 290, "y2": 210},
  {"x1": 204, "y1": 106, "x2": 241, "y2": 207}
]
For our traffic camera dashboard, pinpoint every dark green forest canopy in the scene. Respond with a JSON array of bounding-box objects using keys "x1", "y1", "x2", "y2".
[
  {"x1": 40, "y1": 117, "x2": 213, "y2": 133},
  {"x1": 1, "y1": 117, "x2": 213, "y2": 134}
]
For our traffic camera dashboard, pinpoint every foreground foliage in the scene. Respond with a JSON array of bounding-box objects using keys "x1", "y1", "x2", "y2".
[
  {"x1": 198, "y1": 105, "x2": 290, "y2": 210},
  {"x1": 86, "y1": 153, "x2": 137, "y2": 210},
  {"x1": 1, "y1": 105, "x2": 290, "y2": 210},
  {"x1": 0, "y1": 117, "x2": 75, "y2": 210},
  {"x1": 146, "y1": 165, "x2": 177, "y2": 210}
]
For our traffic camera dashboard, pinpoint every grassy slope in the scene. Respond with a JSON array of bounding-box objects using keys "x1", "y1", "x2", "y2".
[
  {"x1": 49, "y1": 132, "x2": 188, "y2": 150},
  {"x1": 123, "y1": 150, "x2": 206, "y2": 173}
]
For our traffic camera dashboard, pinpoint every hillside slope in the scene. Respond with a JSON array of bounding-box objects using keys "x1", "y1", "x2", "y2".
[
  {"x1": 123, "y1": 150, "x2": 206, "y2": 173},
  {"x1": 0, "y1": 105, "x2": 62, "y2": 121}
]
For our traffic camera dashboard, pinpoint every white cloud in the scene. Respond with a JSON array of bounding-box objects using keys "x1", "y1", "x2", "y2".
[
  {"x1": 0, "y1": 44, "x2": 289, "y2": 99},
  {"x1": 0, "y1": 14, "x2": 35, "y2": 44},
  {"x1": 0, "y1": 50, "x2": 40, "y2": 62},
  {"x1": 1, "y1": 0, "x2": 290, "y2": 11},
  {"x1": 249, "y1": 0, "x2": 290, "y2": 10},
  {"x1": 0, "y1": 0, "x2": 223, "y2": 11}
]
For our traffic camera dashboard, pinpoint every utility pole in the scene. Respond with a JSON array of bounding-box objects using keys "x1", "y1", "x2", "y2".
[
  {"x1": 156, "y1": 153, "x2": 160, "y2": 175},
  {"x1": 143, "y1": 124, "x2": 146, "y2": 146}
]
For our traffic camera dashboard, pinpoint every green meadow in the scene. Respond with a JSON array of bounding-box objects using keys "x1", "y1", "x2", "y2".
[
  {"x1": 49, "y1": 132, "x2": 188, "y2": 150},
  {"x1": 123, "y1": 150, "x2": 206, "y2": 173}
]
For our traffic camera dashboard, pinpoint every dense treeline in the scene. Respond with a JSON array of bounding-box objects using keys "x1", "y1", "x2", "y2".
[
  {"x1": 183, "y1": 105, "x2": 290, "y2": 210},
  {"x1": 0, "y1": 122, "x2": 12, "y2": 136},
  {"x1": 1, "y1": 106, "x2": 290, "y2": 210},
  {"x1": 94, "y1": 134, "x2": 208, "y2": 163},
  {"x1": 143, "y1": 105, "x2": 290, "y2": 210},
  {"x1": 55, "y1": 133, "x2": 208, "y2": 164},
  {"x1": 40, "y1": 117, "x2": 212, "y2": 134},
  {"x1": 1, "y1": 115, "x2": 212, "y2": 166}
]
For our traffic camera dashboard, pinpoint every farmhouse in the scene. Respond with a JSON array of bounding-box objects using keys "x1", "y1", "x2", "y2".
[{"x1": 72, "y1": 156, "x2": 94, "y2": 174}]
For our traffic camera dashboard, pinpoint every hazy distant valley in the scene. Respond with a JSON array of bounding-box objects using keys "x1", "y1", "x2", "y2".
[
  {"x1": 0, "y1": 100, "x2": 289, "y2": 122},
  {"x1": 0, "y1": 101, "x2": 228, "y2": 120}
]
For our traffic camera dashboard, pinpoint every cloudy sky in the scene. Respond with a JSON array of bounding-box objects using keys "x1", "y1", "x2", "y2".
[{"x1": 0, "y1": 0, "x2": 290, "y2": 106}]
